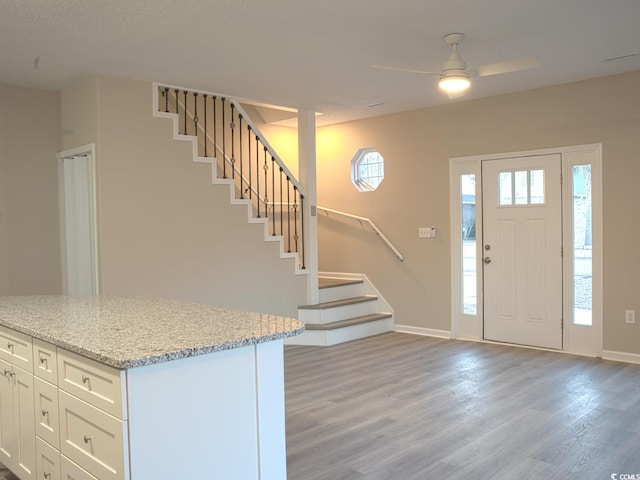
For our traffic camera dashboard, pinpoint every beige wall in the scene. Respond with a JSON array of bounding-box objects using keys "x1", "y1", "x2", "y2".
[
  {"x1": 0, "y1": 84, "x2": 62, "y2": 294},
  {"x1": 89, "y1": 76, "x2": 307, "y2": 317},
  {"x1": 60, "y1": 75, "x2": 98, "y2": 151},
  {"x1": 316, "y1": 70, "x2": 640, "y2": 355}
]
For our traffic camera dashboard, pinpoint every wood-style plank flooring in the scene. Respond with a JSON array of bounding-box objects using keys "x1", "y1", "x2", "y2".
[{"x1": 285, "y1": 332, "x2": 640, "y2": 480}]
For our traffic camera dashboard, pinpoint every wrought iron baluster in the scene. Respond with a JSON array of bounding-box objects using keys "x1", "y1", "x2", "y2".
[
  {"x1": 163, "y1": 87, "x2": 169, "y2": 112},
  {"x1": 230, "y1": 103, "x2": 236, "y2": 180},
  {"x1": 263, "y1": 147, "x2": 268, "y2": 219},
  {"x1": 271, "y1": 156, "x2": 276, "y2": 236},
  {"x1": 256, "y1": 137, "x2": 261, "y2": 217},
  {"x1": 239, "y1": 114, "x2": 244, "y2": 199},
  {"x1": 247, "y1": 126, "x2": 252, "y2": 200},
  {"x1": 279, "y1": 167, "x2": 284, "y2": 238},
  {"x1": 213, "y1": 96, "x2": 217, "y2": 159},
  {"x1": 287, "y1": 177, "x2": 291, "y2": 252},
  {"x1": 174, "y1": 89, "x2": 179, "y2": 124},
  {"x1": 183, "y1": 90, "x2": 188, "y2": 135},
  {"x1": 300, "y1": 193, "x2": 306, "y2": 269},
  {"x1": 221, "y1": 98, "x2": 227, "y2": 178},
  {"x1": 193, "y1": 92, "x2": 199, "y2": 148},
  {"x1": 203, "y1": 94, "x2": 208, "y2": 157}
]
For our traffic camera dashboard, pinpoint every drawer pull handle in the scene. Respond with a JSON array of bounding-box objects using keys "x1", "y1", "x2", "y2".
[
  {"x1": 3, "y1": 370, "x2": 14, "y2": 378},
  {"x1": 44, "y1": 473, "x2": 51, "y2": 479},
  {"x1": 83, "y1": 435, "x2": 94, "y2": 443},
  {"x1": 82, "y1": 375, "x2": 90, "y2": 384},
  {"x1": 41, "y1": 409, "x2": 48, "y2": 417},
  {"x1": 40, "y1": 356, "x2": 48, "y2": 367},
  {"x1": 6, "y1": 342, "x2": 13, "y2": 351}
]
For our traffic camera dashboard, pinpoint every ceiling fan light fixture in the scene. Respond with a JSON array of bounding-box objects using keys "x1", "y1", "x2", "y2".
[{"x1": 438, "y1": 71, "x2": 471, "y2": 93}]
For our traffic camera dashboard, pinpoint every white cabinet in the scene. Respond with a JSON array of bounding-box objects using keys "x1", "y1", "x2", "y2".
[
  {"x1": 0, "y1": 325, "x2": 288, "y2": 480},
  {"x1": 0, "y1": 325, "x2": 36, "y2": 480}
]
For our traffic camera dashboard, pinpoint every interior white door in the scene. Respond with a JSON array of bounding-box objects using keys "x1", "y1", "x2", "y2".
[
  {"x1": 61, "y1": 153, "x2": 98, "y2": 295},
  {"x1": 482, "y1": 154, "x2": 562, "y2": 349}
]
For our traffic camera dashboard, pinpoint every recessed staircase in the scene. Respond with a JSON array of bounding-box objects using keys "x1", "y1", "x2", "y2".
[{"x1": 287, "y1": 273, "x2": 394, "y2": 346}]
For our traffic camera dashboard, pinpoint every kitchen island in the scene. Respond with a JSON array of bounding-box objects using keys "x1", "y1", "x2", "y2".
[{"x1": 0, "y1": 295, "x2": 303, "y2": 480}]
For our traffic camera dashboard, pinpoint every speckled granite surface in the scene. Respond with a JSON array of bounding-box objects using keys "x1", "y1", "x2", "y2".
[{"x1": 0, "y1": 296, "x2": 304, "y2": 369}]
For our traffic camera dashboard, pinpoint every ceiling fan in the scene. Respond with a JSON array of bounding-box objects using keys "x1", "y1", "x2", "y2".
[{"x1": 372, "y1": 33, "x2": 539, "y2": 99}]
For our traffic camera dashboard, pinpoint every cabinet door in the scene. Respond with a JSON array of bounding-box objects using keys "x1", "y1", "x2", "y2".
[
  {"x1": 60, "y1": 456, "x2": 99, "y2": 480},
  {"x1": 36, "y1": 437, "x2": 60, "y2": 480},
  {"x1": 35, "y1": 377, "x2": 60, "y2": 449},
  {"x1": 0, "y1": 359, "x2": 15, "y2": 469},
  {"x1": 14, "y1": 366, "x2": 36, "y2": 480}
]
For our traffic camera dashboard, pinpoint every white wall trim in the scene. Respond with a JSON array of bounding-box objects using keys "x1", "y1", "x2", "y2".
[
  {"x1": 602, "y1": 350, "x2": 640, "y2": 365},
  {"x1": 394, "y1": 325, "x2": 451, "y2": 339}
]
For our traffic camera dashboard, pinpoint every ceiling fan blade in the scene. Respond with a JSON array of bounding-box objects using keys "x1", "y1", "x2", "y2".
[
  {"x1": 371, "y1": 64, "x2": 439, "y2": 75},
  {"x1": 470, "y1": 57, "x2": 540, "y2": 77}
]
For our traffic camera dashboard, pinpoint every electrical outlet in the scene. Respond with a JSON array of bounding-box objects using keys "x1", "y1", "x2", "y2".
[
  {"x1": 418, "y1": 227, "x2": 430, "y2": 238},
  {"x1": 625, "y1": 310, "x2": 636, "y2": 324}
]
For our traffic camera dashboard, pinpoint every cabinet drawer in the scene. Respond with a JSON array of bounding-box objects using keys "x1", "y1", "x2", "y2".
[
  {"x1": 35, "y1": 377, "x2": 60, "y2": 449},
  {"x1": 0, "y1": 326, "x2": 32, "y2": 372},
  {"x1": 36, "y1": 436, "x2": 60, "y2": 480},
  {"x1": 33, "y1": 338, "x2": 58, "y2": 385},
  {"x1": 57, "y1": 349, "x2": 126, "y2": 419},
  {"x1": 58, "y1": 391, "x2": 128, "y2": 480},
  {"x1": 60, "y1": 455, "x2": 98, "y2": 480}
]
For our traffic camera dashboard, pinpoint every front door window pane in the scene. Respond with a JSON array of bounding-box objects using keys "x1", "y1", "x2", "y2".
[
  {"x1": 573, "y1": 165, "x2": 592, "y2": 326},
  {"x1": 461, "y1": 174, "x2": 476, "y2": 315},
  {"x1": 514, "y1": 170, "x2": 528, "y2": 205},
  {"x1": 530, "y1": 169, "x2": 545, "y2": 204},
  {"x1": 499, "y1": 172, "x2": 512, "y2": 205}
]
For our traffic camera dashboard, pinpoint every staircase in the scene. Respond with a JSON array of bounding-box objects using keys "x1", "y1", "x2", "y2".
[{"x1": 287, "y1": 273, "x2": 395, "y2": 346}]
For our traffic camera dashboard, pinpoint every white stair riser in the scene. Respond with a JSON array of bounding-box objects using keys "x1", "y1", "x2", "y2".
[
  {"x1": 299, "y1": 300, "x2": 381, "y2": 324},
  {"x1": 285, "y1": 318, "x2": 394, "y2": 346},
  {"x1": 318, "y1": 283, "x2": 365, "y2": 303}
]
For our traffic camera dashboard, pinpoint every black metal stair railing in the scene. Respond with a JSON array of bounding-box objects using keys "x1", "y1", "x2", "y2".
[{"x1": 157, "y1": 85, "x2": 306, "y2": 270}]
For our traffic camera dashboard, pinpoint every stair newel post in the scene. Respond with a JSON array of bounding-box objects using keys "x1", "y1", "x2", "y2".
[
  {"x1": 221, "y1": 97, "x2": 227, "y2": 178},
  {"x1": 183, "y1": 91, "x2": 188, "y2": 135},
  {"x1": 239, "y1": 113, "x2": 244, "y2": 199},
  {"x1": 263, "y1": 147, "x2": 268, "y2": 219},
  {"x1": 193, "y1": 92, "x2": 199, "y2": 150},
  {"x1": 286, "y1": 177, "x2": 292, "y2": 253},
  {"x1": 203, "y1": 94, "x2": 208, "y2": 157},
  {"x1": 230, "y1": 103, "x2": 236, "y2": 180}
]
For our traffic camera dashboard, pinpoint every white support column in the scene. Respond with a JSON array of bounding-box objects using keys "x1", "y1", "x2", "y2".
[{"x1": 298, "y1": 110, "x2": 319, "y2": 304}]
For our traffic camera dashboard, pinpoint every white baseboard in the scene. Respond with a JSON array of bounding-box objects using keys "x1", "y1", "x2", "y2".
[
  {"x1": 394, "y1": 324, "x2": 451, "y2": 339},
  {"x1": 602, "y1": 350, "x2": 640, "y2": 365}
]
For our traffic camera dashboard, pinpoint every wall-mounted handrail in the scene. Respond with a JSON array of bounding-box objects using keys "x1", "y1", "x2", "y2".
[{"x1": 317, "y1": 206, "x2": 404, "y2": 262}]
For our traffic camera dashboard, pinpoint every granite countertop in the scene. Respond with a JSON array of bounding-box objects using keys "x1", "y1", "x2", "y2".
[{"x1": 0, "y1": 295, "x2": 304, "y2": 369}]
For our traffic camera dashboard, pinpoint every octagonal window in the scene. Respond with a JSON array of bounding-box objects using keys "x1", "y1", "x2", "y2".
[{"x1": 351, "y1": 148, "x2": 384, "y2": 192}]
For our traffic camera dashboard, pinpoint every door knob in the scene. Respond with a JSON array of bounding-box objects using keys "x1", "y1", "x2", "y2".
[{"x1": 483, "y1": 256, "x2": 492, "y2": 264}]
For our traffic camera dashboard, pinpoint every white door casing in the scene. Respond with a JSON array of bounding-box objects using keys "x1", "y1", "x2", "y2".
[
  {"x1": 482, "y1": 154, "x2": 563, "y2": 349},
  {"x1": 449, "y1": 144, "x2": 602, "y2": 357}
]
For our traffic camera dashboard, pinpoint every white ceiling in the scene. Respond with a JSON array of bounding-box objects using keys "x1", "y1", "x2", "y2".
[{"x1": 2, "y1": 0, "x2": 640, "y2": 126}]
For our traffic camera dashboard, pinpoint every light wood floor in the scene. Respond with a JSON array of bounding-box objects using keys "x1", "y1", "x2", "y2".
[{"x1": 285, "y1": 332, "x2": 640, "y2": 480}]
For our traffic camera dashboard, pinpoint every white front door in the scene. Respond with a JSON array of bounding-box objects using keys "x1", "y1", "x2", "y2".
[{"x1": 482, "y1": 154, "x2": 562, "y2": 349}]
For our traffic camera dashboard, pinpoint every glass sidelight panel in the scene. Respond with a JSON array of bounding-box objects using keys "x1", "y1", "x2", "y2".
[
  {"x1": 461, "y1": 174, "x2": 477, "y2": 314},
  {"x1": 573, "y1": 165, "x2": 592, "y2": 325}
]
